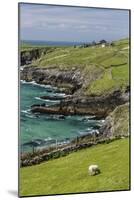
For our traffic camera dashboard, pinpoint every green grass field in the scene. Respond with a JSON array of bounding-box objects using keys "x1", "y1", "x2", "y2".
[
  {"x1": 20, "y1": 138, "x2": 130, "y2": 197},
  {"x1": 22, "y1": 38, "x2": 129, "y2": 96}
]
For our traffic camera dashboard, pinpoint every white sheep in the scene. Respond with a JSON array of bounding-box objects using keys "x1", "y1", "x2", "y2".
[{"x1": 88, "y1": 165, "x2": 100, "y2": 176}]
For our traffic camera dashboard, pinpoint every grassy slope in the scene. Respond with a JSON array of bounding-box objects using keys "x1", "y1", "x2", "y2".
[
  {"x1": 20, "y1": 138, "x2": 130, "y2": 196},
  {"x1": 27, "y1": 38, "x2": 129, "y2": 96}
]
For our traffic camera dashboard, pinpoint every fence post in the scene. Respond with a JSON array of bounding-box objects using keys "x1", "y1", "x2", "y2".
[
  {"x1": 94, "y1": 132, "x2": 96, "y2": 143},
  {"x1": 32, "y1": 145, "x2": 35, "y2": 154},
  {"x1": 76, "y1": 136, "x2": 79, "y2": 146},
  {"x1": 56, "y1": 139, "x2": 58, "y2": 150},
  {"x1": 21, "y1": 145, "x2": 23, "y2": 155}
]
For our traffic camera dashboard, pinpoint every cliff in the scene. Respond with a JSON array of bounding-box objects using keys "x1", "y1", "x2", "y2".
[{"x1": 20, "y1": 38, "x2": 130, "y2": 137}]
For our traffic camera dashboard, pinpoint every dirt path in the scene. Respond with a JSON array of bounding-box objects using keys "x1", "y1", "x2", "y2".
[{"x1": 45, "y1": 54, "x2": 68, "y2": 62}]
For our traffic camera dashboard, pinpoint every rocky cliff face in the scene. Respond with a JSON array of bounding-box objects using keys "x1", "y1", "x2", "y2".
[
  {"x1": 31, "y1": 90, "x2": 129, "y2": 118},
  {"x1": 99, "y1": 103, "x2": 129, "y2": 137},
  {"x1": 20, "y1": 66, "x2": 83, "y2": 94},
  {"x1": 20, "y1": 47, "x2": 56, "y2": 66},
  {"x1": 21, "y1": 49, "x2": 43, "y2": 65},
  {"x1": 21, "y1": 65, "x2": 129, "y2": 119},
  {"x1": 20, "y1": 46, "x2": 130, "y2": 138}
]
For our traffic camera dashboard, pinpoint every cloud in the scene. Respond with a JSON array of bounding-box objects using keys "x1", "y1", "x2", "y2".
[{"x1": 19, "y1": 3, "x2": 129, "y2": 42}]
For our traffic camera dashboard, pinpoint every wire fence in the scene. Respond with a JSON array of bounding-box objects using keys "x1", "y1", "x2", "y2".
[
  {"x1": 21, "y1": 131, "x2": 114, "y2": 155},
  {"x1": 20, "y1": 131, "x2": 128, "y2": 167}
]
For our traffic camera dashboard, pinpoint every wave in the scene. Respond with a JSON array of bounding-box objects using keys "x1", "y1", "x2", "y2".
[
  {"x1": 34, "y1": 97, "x2": 60, "y2": 103},
  {"x1": 25, "y1": 114, "x2": 37, "y2": 119},
  {"x1": 44, "y1": 137, "x2": 53, "y2": 141},
  {"x1": 99, "y1": 119, "x2": 105, "y2": 123},
  {"x1": 78, "y1": 127, "x2": 100, "y2": 136},
  {"x1": 20, "y1": 80, "x2": 27, "y2": 84},
  {"x1": 21, "y1": 109, "x2": 31, "y2": 114},
  {"x1": 21, "y1": 109, "x2": 39, "y2": 119},
  {"x1": 86, "y1": 127, "x2": 93, "y2": 131},
  {"x1": 20, "y1": 80, "x2": 36, "y2": 85},
  {"x1": 35, "y1": 97, "x2": 45, "y2": 101},
  {"x1": 44, "y1": 114, "x2": 66, "y2": 121},
  {"x1": 20, "y1": 80, "x2": 59, "y2": 91},
  {"x1": 44, "y1": 99, "x2": 60, "y2": 103}
]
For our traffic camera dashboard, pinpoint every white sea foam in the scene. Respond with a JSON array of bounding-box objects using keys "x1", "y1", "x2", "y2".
[
  {"x1": 78, "y1": 128, "x2": 96, "y2": 135},
  {"x1": 25, "y1": 114, "x2": 37, "y2": 119},
  {"x1": 44, "y1": 99, "x2": 60, "y2": 103},
  {"x1": 21, "y1": 109, "x2": 30, "y2": 114},
  {"x1": 34, "y1": 97, "x2": 45, "y2": 101},
  {"x1": 44, "y1": 137, "x2": 53, "y2": 141},
  {"x1": 100, "y1": 119, "x2": 105, "y2": 123},
  {"x1": 20, "y1": 80, "x2": 58, "y2": 90},
  {"x1": 20, "y1": 80, "x2": 26, "y2": 84},
  {"x1": 54, "y1": 93, "x2": 66, "y2": 97},
  {"x1": 34, "y1": 97, "x2": 60, "y2": 103},
  {"x1": 20, "y1": 80, "x2": 36, "y2": 85},
  {"x1": 86, "y1": 127, "x2": 93, "y2": 131}
]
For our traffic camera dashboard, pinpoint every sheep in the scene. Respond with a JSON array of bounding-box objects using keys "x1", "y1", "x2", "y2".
[{"x1": 88, "y1": 165, "x2": 100, "y2": 176}]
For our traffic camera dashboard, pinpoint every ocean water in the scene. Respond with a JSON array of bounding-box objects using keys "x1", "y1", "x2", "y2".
[
  {"x1": 21, "y1": 40, "x2": 84, "y2": 47},
  {"x1": 20, "y1": 81, "x2": 102, "y2": 152}
]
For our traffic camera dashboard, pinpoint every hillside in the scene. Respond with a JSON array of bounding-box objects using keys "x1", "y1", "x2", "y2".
[
  {"x1": 100, "y1": 103, "x2": 129, "y2": 137},
  {"x1": 21, "y1": 38, "x2": 129, "y2": 96},
  {"x1": 20, "y1": 138, "x2": 130, "y2": 197}
]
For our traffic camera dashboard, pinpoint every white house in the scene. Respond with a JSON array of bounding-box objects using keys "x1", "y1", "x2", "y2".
[{"x1": 101, "y1": 43, "x2": 106, "y2": 48}]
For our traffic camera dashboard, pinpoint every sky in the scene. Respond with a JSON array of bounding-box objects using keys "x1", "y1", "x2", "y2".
[{"x1": 19, "y1": 3, "x2": 129, "y2": 43}]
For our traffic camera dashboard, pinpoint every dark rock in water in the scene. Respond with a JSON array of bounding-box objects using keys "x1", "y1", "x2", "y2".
[
  {"x1": 46, "y1": 89, "x2": 53, "y2": 93},
  {"x1": 41, "y1": 103, "x2": 46, "y2": 107},
  {"x1": 46, "y1": 114, "x2": 65, "y2": 121},
  {"x1": 21, "y1": 64, "x2": 129, "y2": 125},
  {"x1": 81, "y1": 117, "x2": 95, "y2": 121},
  {"x1": 92, "y1": 124, "x2": 101, "y2": 129},
  {"x1": 23, "y1": 139, "x2": 45, "y2": 147},
  {"x1": 31, "y1": 90, "x2": 129, "y2": 118},
  {"x1": 40, "y1": 95, "x2": 66, "y2": 101},
  {"x1": 58, "y1": 115, "x2": 66, "y2": 120},
  {"x1": 31, "y1": 103, "x2": 46, "y2": 108},
  {"x1": 23, "y1": 141, "x2": 40, "y2": 147},
  {"x1": 31, "y1": 104, "x2": 41, "y2": 108}
]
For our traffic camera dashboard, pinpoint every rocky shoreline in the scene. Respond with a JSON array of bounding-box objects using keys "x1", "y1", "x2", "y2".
[
  {"x1": 31, "y1": 90, "x2": 129, "y2": 118},
  {"x1": 21, "y1": 66, "x2": 129, "y2": 118},
  {"x1": 20, "y1": 63, "x2": 130, "y2": 129},
  {"x1": 20, "y1": 46, "x2": 130, "y2": 167}
]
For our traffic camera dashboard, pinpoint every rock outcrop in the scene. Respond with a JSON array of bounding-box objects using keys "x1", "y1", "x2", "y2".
[
  {"x1": 20, "y1": 47, "x2": 56, "y2": 66},
  {"x1": 99, "y1": 103, "x2": 129, "y2": 137},
  {"x1": 31, "y1": 90, "x2": 129, "y2": 118},
  {"x1": 20, "y1": 47, "x2": 130, "y2": 137},
  {"x1": 20, "y1": 66, "x2": 83, "y2": 94}
]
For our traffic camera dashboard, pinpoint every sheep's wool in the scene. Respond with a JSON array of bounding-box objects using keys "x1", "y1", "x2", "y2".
[{"x1": 88, "y1": 165, "x2": 100, "y2": 176}]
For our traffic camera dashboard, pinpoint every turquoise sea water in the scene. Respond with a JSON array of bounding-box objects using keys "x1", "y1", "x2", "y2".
[{"x1": 20, "y1": 81, "x2": 102, "y2": 152}]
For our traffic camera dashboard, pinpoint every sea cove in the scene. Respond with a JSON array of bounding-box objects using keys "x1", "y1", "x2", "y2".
[
  {"x1": 19, "y1": 4, "x2": 130, "y2": 196},
  {"x1": 20, "y1": 81, "x2": 103, "y2": 152}
]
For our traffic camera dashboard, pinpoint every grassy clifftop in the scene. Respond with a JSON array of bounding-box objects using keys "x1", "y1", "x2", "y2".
[
  {"x1": 31, "y1": 38, "x2": 129, "y2": 67},
  {"x1": 20, "y1": 138, "x2": 129, "y2": 196},
  {"x1": 22, "y1": 38, "x2": 129, "y2": 96}
]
